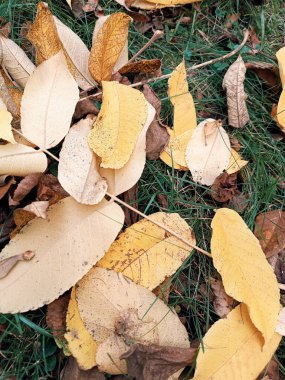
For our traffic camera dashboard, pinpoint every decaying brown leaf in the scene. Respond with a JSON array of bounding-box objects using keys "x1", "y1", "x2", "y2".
[
  {"x1": 143, "y1": 84, "x2": 170, "y2": 160},
  {"x1": 246, "y1": 61, "x2": 279, "y2": 90},
  {"x1": 254, "y1": 210, "x2": 285, "y2": 258},
  {"x1": 0, "y1": 175, "x2": 14, "y2": 200},
  {"x1": 210, "y1": 277, "x2": 234, "y2": 318},
  {"x1": 119, "y1": 59, "x2": 161, "y2": 75},
  {"x1": 46, "y1": 293, "x2": 70, "y2": 339},
  {"x1": 210, "y1": 172, "x2": 240, "y2": 203},
  {"x1": 121, "y1": 343, "x2": 197, "y2": 380},
  {"x1": 223, "y1": 55, "x2": 249, "y2": 128},
  {"x1": 23, "y1": 201, "x2": 49, "y2": 219},
  {"x1": 37, "y1": 174, "x2": 69, "y2": 204},
  {"x1": 258, "y1": 357, "x2": 280, "y2": 380},
  {"x1": 0, "y1": 250, "x2": 34, "y2": 279},
  {"x1": 9, "y1": 173, "x2": 41, "y2": 206},
  {"x1": 61, "y1": 357, "x2": 106, "y2": 380},
  {"x1": 0, "y1": 66, "x2": 22, "y2": 117},
  {"x1": 12, "y1": 209, "x2": 36, "y2": 238},
  {"x1": 73, "y1": 99, "x2": 99, "y2": 121},
  {"x1": 118, "y1": 183, "x2": 138, "y2": 226}
]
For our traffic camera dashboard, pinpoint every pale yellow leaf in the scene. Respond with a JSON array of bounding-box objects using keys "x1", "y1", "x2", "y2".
[
  {"x1": 100, "y1": 103, "x2": 155, "y2": 195},
  {"x1": 193, "y1": 304, "x2": 282, "y2": 380},
  {"x1": 211, "y1": 208, "x2": 280, "y2": 344},
  {"x1": 186, "y1": 119, "x2": 231, "y2": 185},
  {"x1": 276, "y1": 89, "x2": 285, "y2": 133},
  {"x1": 0, "y1": 107, "x2": 16, "y2": 143},
  {"x1": 0, "y1": 143, "x2": 47, "y2": 176},
  {"x1": 88, "y1": 81, "x2": 148, "y2": 169},
  {"x1": 226, "y1": 149, "x2": 248, "y2": 174},
  {"x1": 276, "y1": 46, "x2": 285, "y2": 88},
  {"x1": 65, "y1": 288, "x2": 98, "y2": 370},
  {"x1": 58, "y1": 117, "x2": 107, "y2": 204},
  {"x1": 21, "y1": 51, "x2": 79, "y2": 149},
  {"x1": 76, "y1": 268, "x2": 190, "y2": 374},
  {"x1": 0, "y1": 36, "x2": 35, "y2": 88},
  {"x1": 97, "y1": 212, "x2": 195, "y2": 290},
  {"x1": 89, "y1": 13, "x2": 131, "y2": 83},
  {"x1": 169, "y1": 129, "x2": 193, "y2": 167},
  {"x1": 0, "y1": 198, "x2": 124, "y2": 313}
]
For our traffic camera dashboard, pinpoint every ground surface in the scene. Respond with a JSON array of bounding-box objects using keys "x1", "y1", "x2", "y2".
[{"x1": 0, "y1": 0, "x2": 285, "y2": 378}]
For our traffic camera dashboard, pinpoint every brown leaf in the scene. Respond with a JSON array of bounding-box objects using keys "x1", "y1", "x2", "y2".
[
  {"x1": 23, "y1": 201, "x2": 49, "y2": 219},
  {"x1": 227, "y1": 193, "x2": 250, "y2": 213},
  {"x1": 143, "y1": 84, "x2": 170, "y2": 160},
  {"x1": 12, "y1": 208, "x2": 35, "y2": 238},
  {"x1": 230, "y1": 137, "x2": 242, "y2": 151},
  {"x1": 222, "y1": 55, "x2": 249, "y2": 128},
  {"x1": 9, "y1": 173, "x2": 41, "y2": 206},
  {"x1": 73, "y1": 99, "x2": 99, "y2": 121},
  {"x1": 37, "y1": 174, "x2": 69, "y2": 204},
  {"x1": 210, "y1": 172, "x2": 240, "y2": 203},
  {"x1": 210, "y1": 277, "x2": 234, "y2": 318},
  {"x1": 246, "y1": 61, "x2": 279, "y2": 90},
  {"x1": 61, "y1": 357, "x2": 106, "y2": 380},
  {"x1": 258, "y1": 357, "x2": 279, "y2": 380},
  {"x1": 0, "y1": 250, "x2": 34, "y2": 279},
  {"x1": 152, "y1": 276, "x2": 171, "y2": 302},
  {"x1": 46, "y1": 293, "x2": 70, "y2": 339},
  {"x1": 119, "y1": 59, "x2": 161, "y2": 75},
  {"x1": 225, "y1": 13, "x2": 239, "y2": 29},
  {"x1": 69, "y1": 0, "x2": 84, "y2": 18},
  {"x1": 118, "y1": 183, "x2": 138, "y2": 227},
  {"x1": 254, "y1": 210, "x2": 285, "y2": 258},
  {"x1": 82, "y1": 0, "x2": 99, "y2": 13},
  {"x1": 248, "y1": 27, "x2": 261, "y2": 54},
  {"x1": 120, "y1": 343, "x2": 197, "y2": 380},
  {"x1": 0, "y1": 175, "x2": 15, "y2": 200},
  {"x1": 0, "y1": 22, "x2": 11, "y2": 38},
  {"x1": 0, "y1": 66, "x2": 22, "y2": 117}
]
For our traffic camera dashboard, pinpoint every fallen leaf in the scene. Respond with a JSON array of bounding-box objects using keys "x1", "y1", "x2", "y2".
[
  {"x1": 88, "y1": 81, "x2": 148, "y2": 169},
  {"x1": 186, "y1": 119, "x2": 231, "y2": 186},
  {"x1": 161, "y1": 60, "x2": 197, "y2": 168},
  {"x1": 119, "y1": 59, "x2": 161, "y2": 75},
  {"x1": 0, "y1": 198, "x2": 124, "y2": 313},
  {"x1": 89, "y1": 13, "x2": 131, "y2": 83},
  {"x1": 0, "y1": 65, "x2": 22, "y2": 117},
  {"x1": 227, "y1": 192, "x2": 250, "y2": 213},
  {"x1": 23, "y1": 201, "x2": 49, "y2": 219},
  {"x1": 46, "y1": 293, "x2": 70, "y2": 339},
  {"x1": 0, "y1": 22, "x2": 11, "y2": 38},
  {"x1": 254, "y1": 210, "x2": 285, "y2": 258},
  {"x1": 210, "y1": 172, "x2": 240, "y2": 203},
  {"x1": 133, "y1": 0, "x2": 200, "y2": 6},
  {"x1": 245, "y1": 61, "x2": 279, "y2": 90},
  {"x1": 0, "y1": 143, "x2": 47, "y2": 176},
  {"x1": 76, "y1": 268, "x2": 190, "y2": 374},
  {"x1": 258, "y1": 357, "x2": 280, "y2": 380},
  {"x1": 73, "y1": 99, "x2": 99, "y2": 121},
  {"x1": 61, "y1": 357, "x2": 106, "y2": 380},
  {"x1": 0, "y1": 175, "x2": 14, "y2": 200},
  {"x1": 152, "y1": 276, "x2": 171, "y2": 302},
  {"x1": 276, "y1": 308, "x2": 285, "y2": 335},
  {"x1": 143, "y1": 84, "x2": 170, "y2": 160},
  {"x1": 248, "y1": 27, "x2": 261, "y2": 54},
  {"x1": 97, "y1": 212, "x2": 195, "y2": 290},
  {"x1": 0, "y1": 250, "x2": 34, "y2": 279},
  {"x1": 12, "y1": 209, "x2": 35, "y2": 237},
  {"x1": 100, "y1": 102, "x2": 155, "y2": 195},
  {"x1": 65, "y1": 288, "x2": 98, "y2": 370},
  {"x1": 226, "y1": 149, "x2": 248, "y2": 174},
  {"x1": 0, "y1": 107, "x2": 16, "y2": 143},
  {"x1": 276, "y1": 47, "x2": 285, "y2": 88},
  {"x1": 10, "y1": 173, "x2": 41, "y2": 206},
  {"x1": 222, "y1": 55, "x2": 249, "y2": 128},
  {"x1": 58, "y1": 117, "x2": 107, "y2": 205},
  {"x1": 121, "y1": 343, "x2": 197, "y2": 380},
  {"x1": 276, "y1": 92, "x2": 285, "y2": 133},
  {"x1": 118, "y1": 183, "x2": 138, "y2": 226},
  {"x1": 21, "y1": 51, "x2": 79, "y2": 149},
  {"x1": 0, "y1": 35, "x2": 35, "y2": 88},
  {"x1": 193, "y1": 304, "x2": 282, "y2": 379},
  {"x1": 37, "y1": 173, "x2": 69, "y2": 204},
  {"x1": 211, "y1": 208, "x2": 280, "y2": 344},
  {"x1": 210, "y1": 277, "x2": 234, "y2": 318}
]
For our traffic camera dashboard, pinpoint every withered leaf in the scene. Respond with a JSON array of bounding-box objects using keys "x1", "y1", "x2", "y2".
[
  {"x1": 210, "y1": 277, "x2": 234, "y2": 318},
  {"x1": 254, "y1": 210, "x2": 285, "y2": 258},
  {"x1": 258, "y1": 357, "x2": 279, "y2": 380},
  {"x1": 61, "y1": 357, "x2": 106, "y2": 380},
  {"x1": 210, "y1": 172, "x2": 240, "y2": 203},
  {"x1": 37, "y1": 174, "x2": 69, "y2": 204},
  {"x1": 223, "y1": 55, "x2": 249, "y2": 128},
  {"x1": 0, "y1": 65, "x2": 22, "y2": 117},
  {"x1": 119, "y1": 59, "x2": 161, "y2": 75},
  {"x1": 10, "y1": 173, "x2": 41, "y2": 206},
  {"x1": 245, "y1": 61, "x2": 279, "y2": 90},
  {"x1": 46, "y1": 293, "x2": 70, "y2": 339},
  {"x1": 118, "y1": 183, "x2": 138, "y2": 226},
  {"x1": 0, "y1": 250, "x2": 34, "y2": 279},
  {"x1": 23, "y1": 201, "x2": 49, "y2": 219},
  {"x1": 0, "y1": 175, "x2": 14, "y2": 200},
  {"x1": 73, "y1": 99, "x2": 99, "y2": 121},
  {"x1": 121, "y1": 343, "x2": 197, "y2": 380}
]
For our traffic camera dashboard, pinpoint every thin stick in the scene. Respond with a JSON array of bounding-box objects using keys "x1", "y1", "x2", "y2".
[{"x1": 79, "y1": 29, "x2": 249, "y2": 102}]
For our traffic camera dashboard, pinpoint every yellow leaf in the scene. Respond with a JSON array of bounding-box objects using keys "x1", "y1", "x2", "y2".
[
  {"x1": 277, "y1": 89, "x2": 285, "y2": 133},
  {"x1": 226, "y1": 149, "x2": 248, "y2": 174},
  {"x1": 160, "y1": 128, "x2": 186, "y2": 170},
  {"x1": 193, "y1": 304, "x2": 282, "y2": 380},
  {"x1": 65, "y1": 288, "x2": 98, "y2": 370},
  {"x1": 211, "y1": 208, "x2": 280, "y2": 344},
  {"x1": 88, "y1": 81, "x2": 148, "y2": 169},
  {"x1": 160, "y1": 60, "x2": 196, "y2": 169},
  {"x1": 89, "y1": 13, "x2": 131, "y2": 83},
  {"x1": 276, "y1": 46, "x2": 285, "y2": 88},
  {"x1": 0, "y1": 107, "x2": 16, "y2": 143},
  {"x1": 97, "y1": 212, "x2": 195, "y2": 290}
]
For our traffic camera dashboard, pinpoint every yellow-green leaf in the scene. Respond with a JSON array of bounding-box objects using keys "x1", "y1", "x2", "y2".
[
  {"x1": 211, "y1": 208, "x2": 280, "y2": 344},
  {"x1": 193, "y1": 304, "x2": 282, "y2": 380}
]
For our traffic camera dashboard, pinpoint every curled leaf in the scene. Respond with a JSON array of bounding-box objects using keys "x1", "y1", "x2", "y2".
[
  {"x1": 210, "y1": 172, "x2": 240, "y2": 203},
  {"x1": 119, "y1": 59, "x2": 161, "y2": 75}
]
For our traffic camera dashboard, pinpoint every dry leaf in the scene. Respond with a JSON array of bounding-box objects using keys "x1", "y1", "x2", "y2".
[
  {"x1": 10, "y1": 172, "x2": 41, "y2": 206},
  {"x1": 245, "y1": 61, "x2": 279, "y2": 90},
  {"x1": 76, "y1": 268, "x2": 190, "y2": 375},
  {"x1": 143, "y1": 84, "x2": 170, "y2": 160},
  {"x1": 258, "y1": 357, "x2": 280, "y2": 380},
  {"x1": 65, "y1": 288, "x2": 98, "y2": 370},
  {"x1": 88, "y1": 81, "x2": 148, "y2": 169},
  {"x1": 89, "y1": 13, "x2": 131, "y2": 82},
  {"x1": 100, "y1": 102, "x2": 155, "y2": 195},
  {"x1": 210, "y1": 277, "x2": 234, "y2": 318},
  {"x1": 211, "y1": 208, "x2": 280, "y2": 344},
  {"x1": 121, "y1": 343, "x2": 197, "y2": 380},
  {"x1": 23, "y1": 201, "x2": 49, "y2": 219},
  {"x1": 276, "y1": 91, "x2": 285, "y2": 133},
  {"x1": 37, "y1": 173, "x2": 69, "y2": 204},
  {"x1": 0, "y1": 35, "x2": 35, "y2": 88},
  {"x1": 61, "y1": 357, "x2": 106, "y2": 380},
  {"x1": 223, "y1": 55, "x2": 249, "y2": 128},
  {"x1": 0, "y1": 65, "x2": 22, "y2": 117},
  {"x1": 46, "y1": 293, "x2": 70, "y2": 339},
  {"x1": 186, "y1": 119, "x2": 231, "y2": 186},
  {"x1": 0, "y1": 250, "x2": 34, "y2": 279},
  {"x1": 276, "y1": 47, "x2": 285, "y2": 88},
  {"x1": 73, "y1": 99, "x2": 99, "y2": 121},
  {"x1": 0, "y1": 143, "x2": 47, "y2": 176},
  {"x1": 97, "y1": 212, "x2": 195, "y2": 290},
  {"x1": 0, "y1": 175, "x2": 14, "y2": 200},
  {"x1": 125, "y1": 0, "x2": 200, "y2": 8},
  {"x1": 254, "y1": 210, "x2": 285, "y2": 258},
  {"x1": 161, "y1": 60, "x2": 196, "y2": 169},
  {"x1": 119, "y1": 59, "x2": 161, "y2": 75},
  {"x1": 12, "y1": 208, "x2": 35, "y2": 237},
  {"x1": 0, "y1": 107, "x2": 16, "y2": 143},
  {"x1": 21, "y1": 51, "x2": 79, "y2": 149},
  {"x1": 119, "y1": 183, "x2": 138, "y2": 226},
  {"x1": 0, "y1": 198, "x2": 124, "y2": 313},
  {"x1": 276, "y1": 307, "x2": 285, "y2": 335},
  {"x1": 193, "y1": 304, "x2": 282, "y2": 379},
  {"x1": 226, "y1": 148, "x2": 248, "y2": 174},
  {"x1": 58, "y1": 117, "x2": 107, "y2": 205},
  {"x1": 210, "y1": 172, "x2": 240, "y2": 203}
]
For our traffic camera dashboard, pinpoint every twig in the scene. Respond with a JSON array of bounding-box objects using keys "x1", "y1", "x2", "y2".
[{"x1": 79, "y1": 29, "x2": 249, "y2": 102}]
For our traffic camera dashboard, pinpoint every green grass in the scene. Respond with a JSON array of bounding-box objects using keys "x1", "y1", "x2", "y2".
[{"x1": 0, "y1": 0, "x2": 285, "y2": 378}]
